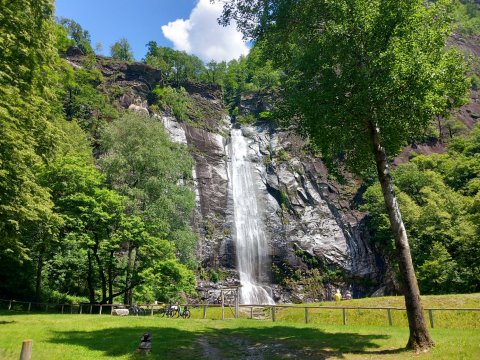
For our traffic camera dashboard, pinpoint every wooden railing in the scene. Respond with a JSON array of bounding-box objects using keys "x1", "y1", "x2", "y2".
[{"x1": 2, "y1": 298, "x2": 479, "y2": 329}]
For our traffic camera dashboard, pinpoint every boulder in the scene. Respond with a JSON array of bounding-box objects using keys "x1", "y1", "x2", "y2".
[{"x1": 112, "y1": 308, "x2": 129, "y2": 316}]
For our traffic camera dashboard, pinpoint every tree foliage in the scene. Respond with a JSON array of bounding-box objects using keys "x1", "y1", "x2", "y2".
[
  {"x1": 362, "y1": 123, "x2": 480, "y2": 294},
  {"x1": 110, "y1": 38, "x2": 134, "y2": 62},
  {"x1": 98, "y1": 112, "x2": 197, "y2": 268},
  {"x1": 1, "y1": 3, "x2": 196, "y2": 304},
  {"x1": 217, "y1": 0, "x2": 470, "y2": 351},
  {"x1": 57, "y1": 17, "x2": 93, "y2": 54},
  {"x1": 0, "y1": 0, "x2": 60, "y2": 262},
  {"x1": 144, "y1": 41, "x2": 204, "y2": 84}
]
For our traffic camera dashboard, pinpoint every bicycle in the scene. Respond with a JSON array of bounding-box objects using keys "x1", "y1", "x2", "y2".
[
  {"x1": 163, "y1": 304, "x2": 180, "y2": 318},
  {"x1": 128, "y1": 305, "x2": 145, "y2": 316},
  {"x1": 179, "y1": 305, "x2": 191, "y2": 319}
]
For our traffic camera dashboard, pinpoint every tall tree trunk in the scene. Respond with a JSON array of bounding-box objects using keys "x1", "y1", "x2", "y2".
[
  {"x1": 35, "y1": 253, "x2": 44, "y2": 301},
  {"x1": 129, "y1": 249, "x2": 138, "y2": 305},
  {"x1": 87, "y1": 250, "x2": 95, "y2": 304},
  {"x1": 124, "y1": 243, "x2": 133, "y2": 305},
  {"x1": 93, "y1": 249, "x2": 107, "y2": 303},
  {"x1": 107, "y1": 250, "x2": 114, "y2": 304},
  {"x1": 369, "y1": 121, "x2": 434, "y2": 352}
]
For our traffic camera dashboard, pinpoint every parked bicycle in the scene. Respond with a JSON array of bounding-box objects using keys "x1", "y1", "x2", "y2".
[
  {"x1": 128, "y1": 305, "x2": 145, "y2": 316},
  {"x1": 161, "y1": 304, "x2": 180, "y2": 318},
  {"x1": 179, "y1": 305, "x2": 191, "y2": 319}
]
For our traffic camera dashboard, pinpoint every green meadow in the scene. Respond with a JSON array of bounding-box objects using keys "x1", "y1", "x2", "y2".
[{"x1": 1, "y1": 294, "x2": 479, "y2": 359}]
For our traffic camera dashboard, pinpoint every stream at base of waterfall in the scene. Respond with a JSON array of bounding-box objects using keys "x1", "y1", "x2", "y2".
[{"x1": 229, "y1": 127, "x2": 275, "y2": 305}]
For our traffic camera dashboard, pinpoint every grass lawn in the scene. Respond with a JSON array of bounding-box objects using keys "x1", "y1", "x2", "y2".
[{"x1": 1, "y1": 312, "x2": 479, "y2": 359}]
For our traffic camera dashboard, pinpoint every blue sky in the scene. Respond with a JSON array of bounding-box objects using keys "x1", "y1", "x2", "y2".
[{"x1": 54, "y1": 0, "x2": 249, "y2": 62}]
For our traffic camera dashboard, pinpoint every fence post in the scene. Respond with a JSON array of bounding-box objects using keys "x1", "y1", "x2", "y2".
[
  {"x1": 70, "y1": 305, "x2": 73, "y2": 314},
  {"x1": 235, "y1": 291, "x2": 239, "y2": 319},
  {"x1": 250, "y1": 306, "x2": 253, "y2": 319},
  {"x1": 272, "y1": 306, "x2": 276, "y2": 322},
  {"x1": 428, "y1": 309, "x2": 434, "y2": 328},
  {"x1": 150, "y1": 306, "x2": 154, "y2": 316},
  {"x1": 111, "y1": 305, "x2": 114, "y2": 315},
  {"x1": 99, "y1": 305, "x2": 103, "y2": 315},
  {"x1": 61, "y1": 305, "x2": 64, "y2": 314},
  {"x1": 28, "y1": 303, "x2": 31, "y2": 312},
  {"x1": 45, "y1": 304, "x2": 48, "y2": 312},
  {"x1": 89, "y1": 305, "x2": 92, "y2": 314},
  {"x1": 221, "y1": 291, "x2": 225, "y2": 320},
  {"x1": 305, "y1": 307, "x2": 309, "y2": 324},
  {"x1": 342, "y1": 308, "x2": 347, "y2": 325},
  {"x1": 19, "y1": 340, "x2": 33, "y2": 360},
  {"x1": 79, "y1": 305, "x2": 83, "y2": 314},
  {"x1": 8, "y1": 300, "x2": 12, "y2": 310},
  {"x1": 387, "y1": 308, "x2": 392, "y2": 326},
  {"x1": 203, "y1": 305, "x2": 207, "y2": 319}
]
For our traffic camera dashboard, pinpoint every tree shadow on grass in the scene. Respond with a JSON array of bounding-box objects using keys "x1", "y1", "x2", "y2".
[{"x1": 48, "y1": 325, "x2": 407, "y2": 359}]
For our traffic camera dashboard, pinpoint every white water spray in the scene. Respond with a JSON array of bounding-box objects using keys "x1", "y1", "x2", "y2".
[{"x1": 229, "y1": 128, "x2": 275, "y2": 305}]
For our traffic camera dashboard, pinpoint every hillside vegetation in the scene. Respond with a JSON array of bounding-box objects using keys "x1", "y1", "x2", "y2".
[{"x1": 0, "y1": 0, "x2": 479, "y2": 307}]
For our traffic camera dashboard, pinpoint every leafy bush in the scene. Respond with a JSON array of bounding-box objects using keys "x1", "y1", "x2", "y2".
[{"x1": 150, "y1": 86, "x2": 190, "y2": 122}]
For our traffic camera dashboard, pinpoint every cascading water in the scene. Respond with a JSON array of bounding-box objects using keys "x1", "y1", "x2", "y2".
[{"x1": 229, "y1": 128, "x2": 275, "y2": 305}]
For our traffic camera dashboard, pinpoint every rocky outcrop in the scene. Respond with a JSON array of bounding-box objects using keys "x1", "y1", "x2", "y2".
[
  {"x1": 65, "y1": 54, "x2": 391, "y2": 301},
  {"x1": 229, "y1": 124, "x2": 385, "y2": 299},
  {"x1": 160, "y1": 107, "x2": 386, "y2": 302}
]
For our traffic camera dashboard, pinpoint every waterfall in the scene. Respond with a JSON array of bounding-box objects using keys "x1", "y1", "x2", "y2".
[{"x1": 229, "y1": 128, "x2": 275, "y2": 305}]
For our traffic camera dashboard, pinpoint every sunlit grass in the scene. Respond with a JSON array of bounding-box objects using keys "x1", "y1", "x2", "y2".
[
  {"x1": 187, "y1": 293, "x2": 480, "y2": 329},
  {"x1": 0, "y1": 313, "x2": 479, "y2": 359},
  {"x1": 1, "y1": 294, "x2": 479, "y2": 359}
]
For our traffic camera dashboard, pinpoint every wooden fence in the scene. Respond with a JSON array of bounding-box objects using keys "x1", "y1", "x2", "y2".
[{"x1": 2, "y1": 298, "x2": 479, "y2": 329}]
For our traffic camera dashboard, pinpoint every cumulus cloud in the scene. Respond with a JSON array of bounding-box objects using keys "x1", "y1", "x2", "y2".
[{"x1": 161, "y1": 0, "x2": 249, "y2": 62}]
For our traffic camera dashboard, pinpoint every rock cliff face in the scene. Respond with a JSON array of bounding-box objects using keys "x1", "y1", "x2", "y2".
[
  {"x1": 159, "y1": 93, "x2": 388, "y2": 301},
  {"x1": 68, "y1": 53, "x2": 391, "y2": 301}
]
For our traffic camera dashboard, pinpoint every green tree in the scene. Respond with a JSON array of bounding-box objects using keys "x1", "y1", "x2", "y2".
[
  {"x1": 144, "y1": 41, "x2": 206, "y2": 84},
  {"x1": 218, "y1": 0, "x2": 469, "y2": 350},
  {"x1": 362, "y1": 161, "x2": 478, "y2": 294},
  {"x1": 110, "y1": 38, "x2": 134, "y2": 62},
  {"x1": 149, "y1": 86, "x2": 190, "y2": 122},
  {"x1": 0, "y1": 0, "x2": 61, "y2": 280},
  {"x1": 205, "y1": 60, "x2": 228, "y2": 84},
  {"x1": 98, "y1": 113, "x2": 197, "y2": 267},
  {"x1": 42, "y1": 131, "x2": 125, "y2": 303},
  {"x1": 58, "y1": 17, "x2": 93, "y2": 54},
  {"x1": 59, "y1": 63, "x2": 118, "y2": 136}
]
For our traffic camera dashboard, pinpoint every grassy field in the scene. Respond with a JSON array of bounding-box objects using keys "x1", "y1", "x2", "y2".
[{"x1": 1, "y1": 294, "x2": 479, "y2": 359}]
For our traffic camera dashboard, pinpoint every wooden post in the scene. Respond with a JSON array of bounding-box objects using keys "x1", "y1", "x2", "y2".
[
  {"x1": 111, "y1": 305, "x2": 114, "y2": 315},
  {"x1": 272, "y1": 306, "x2": 276, "y2": 322},
  {"x1": 203, "y1": 305, "x2": 207, "y2": 319},
  {"x1": 150, "y1": 306, "x2": 154, "y2": 316},
  {"x1": 342, "y1": 308, "x2": 347, "y2": 325},
  {"x1": 235, "y1": 289, "x2": 239, "y2": 319},
  {"x1": 221, "y1": 290, "x2": 225, "y2": 320},
  {"x1": 70, "y1": 305, "x2": 73, "y2": 314},
  {"x1": 250, "y1": 306, "x2": 253, "y2": 319},
  {"x1": 99, "y1": 305, "x2": 103, "y2": 315},
  {"x1": 79, "y1": 305, "x2": 83, "y2": 314},
  {"x1": 45, "y1": 304, "x2": 48, "y2": 312},
  {"x1": 305, "y1": 307, "x2": 309, "y2": 324},
  {"x1": 19, "y1": 340, "x2": 33, "y2": 360},
  {"x1": 89, "y1": 305, "x2": 92, "y2": 314},
  {"x1": 428, "y1": 309, "x2": 434, "y2": 328},
  {"x1": 387, "y1": 308, "x2": 392, "y2": 326},
  {"x1": 61, "y1": 305, "x2": 64, "y2": 314},
  {"x1": 27, "y1": 303, "x2": 31, "y2": 312},
  {"x1": 8, "y1": 300, "x2": 12, "y2": 310}
]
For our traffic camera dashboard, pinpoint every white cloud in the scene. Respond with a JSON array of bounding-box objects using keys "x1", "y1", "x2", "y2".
[{"x1": 161, "y1": 0, "x2": 249, "y2": 62}]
